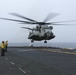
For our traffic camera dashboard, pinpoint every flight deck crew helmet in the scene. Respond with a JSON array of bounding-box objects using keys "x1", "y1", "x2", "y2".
[{"x1": 2, "y1": 41, "x2": 4, "y2": 43}]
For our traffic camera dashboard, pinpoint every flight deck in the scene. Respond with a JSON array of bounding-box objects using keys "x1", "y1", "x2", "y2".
[{"x1": 0, "y1": 47, "x2": 76, "y2": 75}]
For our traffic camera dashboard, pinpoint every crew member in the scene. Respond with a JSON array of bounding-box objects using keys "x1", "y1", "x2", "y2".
[
  {"x1": 1, "y1": 41, "x2": 5, "y2": 56},
  {"x1": 5, "y1": 41, "x2": 8, "y2": 52}
]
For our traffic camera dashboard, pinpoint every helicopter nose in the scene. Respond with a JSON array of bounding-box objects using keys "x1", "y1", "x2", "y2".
[
  {"x1": 51, "y1": 34, "x2": 55, "y2": 38},
  {"x1": 53, "y1": 35, "x2": 55, "y2": 38}
]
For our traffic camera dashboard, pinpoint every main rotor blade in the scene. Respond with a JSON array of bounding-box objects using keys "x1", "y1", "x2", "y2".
[
  {"x1": 50, "y1": 20, "x2": 76, "y2": 23},
  {"x1": 44, "y1": 13, "x2": 59, "y2": 22},
  {"x1": 9, "y1": 13, "x2": 38, "y2": 23},
  {"x1": 48, "y1": 23, "x2": 76, "y2": 25},
  {"x1": 0, "y1": 18, "x2": 36, "y2": 24}
]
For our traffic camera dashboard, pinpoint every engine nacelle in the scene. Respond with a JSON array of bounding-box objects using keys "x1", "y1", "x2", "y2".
[{"x1": 49, "y1": 26, "x2": 53, "y2": 30}]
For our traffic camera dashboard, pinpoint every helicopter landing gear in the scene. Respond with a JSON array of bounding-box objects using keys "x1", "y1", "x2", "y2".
[
  {"x1": 31, "y1": 40, "x2": 34, "y2": 43},
  {"x1": 44, "y1": 40, "x2": 47, "y2": 43}
]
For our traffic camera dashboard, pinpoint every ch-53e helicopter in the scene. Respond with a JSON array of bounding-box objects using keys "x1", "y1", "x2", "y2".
[{"x1": 0, "y1": 13, "x2": 76, "y2": 43}]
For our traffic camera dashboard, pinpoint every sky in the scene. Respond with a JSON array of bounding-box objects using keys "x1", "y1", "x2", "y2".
[{"x1": 0, "y1": 0, "x2": 76, "y2": 43}]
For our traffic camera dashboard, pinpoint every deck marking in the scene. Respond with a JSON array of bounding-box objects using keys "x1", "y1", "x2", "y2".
[
  {"x1": 5, "y1": 57, "x2": 8, "y2": 60},
  {"x1": 19, "y1": 49, "x2": 34, "y2": 52},
  {"x1": 18, "y1": 68, "x2": 26, "y2": 74},
  {"x1": 19, "y1": 50, "x2": 29, "y2": 52},
  {"x1": 10, "y1": 61, "x2": 15, "y2": 65},
  {"x1": 47, "y1": 50, "x2": 76, "y2": 55}
]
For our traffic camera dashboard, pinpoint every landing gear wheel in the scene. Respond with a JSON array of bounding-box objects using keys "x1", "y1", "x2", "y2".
[
  {"x1": 31, "y1": 40, "x2": 34, "y2": 43},
  {"x1": 44, "y1": 40, "x2": 47, "y2": 43}
]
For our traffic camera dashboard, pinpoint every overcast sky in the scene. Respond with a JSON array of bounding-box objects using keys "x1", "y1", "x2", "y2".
[{"x1": 0, "y1": 0, "x2": 76, "y2": 43}]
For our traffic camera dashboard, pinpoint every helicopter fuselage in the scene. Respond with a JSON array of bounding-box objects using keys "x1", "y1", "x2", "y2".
[{"x1": 28, "y1": 25, "x2": 55, "y2": 42}]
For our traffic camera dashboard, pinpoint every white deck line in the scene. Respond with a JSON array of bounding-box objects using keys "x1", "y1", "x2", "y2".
[{"x1": 18, "y1": 68, "x2": 26, "y2": 74}]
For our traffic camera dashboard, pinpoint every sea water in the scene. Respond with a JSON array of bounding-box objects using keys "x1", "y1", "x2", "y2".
[{"x1": 8, "y1": 42, "x2": 76, "y2": 48}]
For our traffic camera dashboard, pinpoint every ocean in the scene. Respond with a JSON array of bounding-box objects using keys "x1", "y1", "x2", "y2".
[{"x1": 8, "y1": 42, "x2": 76, "y2": 48}]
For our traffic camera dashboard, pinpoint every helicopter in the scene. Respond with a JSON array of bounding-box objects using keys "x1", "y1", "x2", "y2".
[{"x1": 0, "y1": 13, "x2": 76, "y2": 43}]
